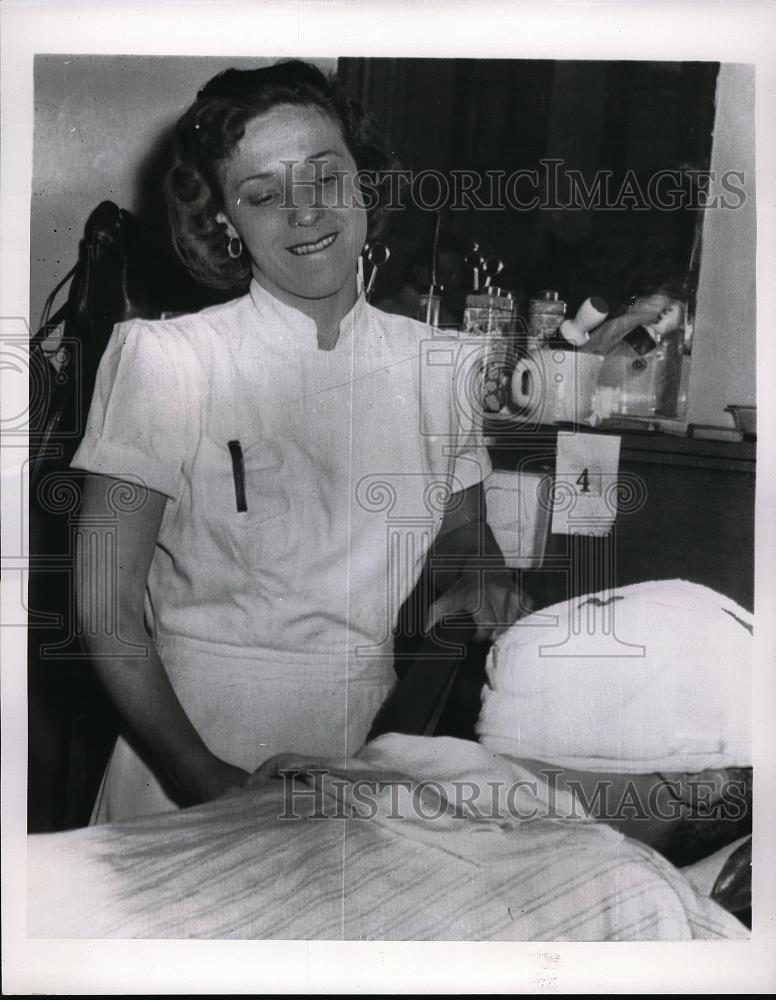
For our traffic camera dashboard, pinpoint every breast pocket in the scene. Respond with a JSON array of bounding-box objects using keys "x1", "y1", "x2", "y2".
[{"x1": 192, "y1": 437, "x2": 291, "y2": 542}]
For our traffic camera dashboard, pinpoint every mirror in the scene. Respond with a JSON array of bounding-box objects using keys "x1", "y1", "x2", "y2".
[{"x1": 339, "y1": 58, "x2": 720, "y2": 421}]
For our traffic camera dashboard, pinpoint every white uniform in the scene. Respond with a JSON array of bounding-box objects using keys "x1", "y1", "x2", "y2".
[{"x1": 72, "y1": 280, "x2": 491, "y2": 822}]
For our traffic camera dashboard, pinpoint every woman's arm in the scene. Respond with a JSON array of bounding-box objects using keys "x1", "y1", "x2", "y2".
[
  {"x1": 423, "y1": 482, "x2": 530, "y2": 641},
  {"x1": 75, "y1": 473, "x2": 249, "y2": 805}
]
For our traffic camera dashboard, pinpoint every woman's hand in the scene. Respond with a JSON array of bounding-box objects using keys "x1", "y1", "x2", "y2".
[
  {"x1": 424, "y1": 569, "x2": 532, "y2": 642},
  {"x1": 246, "y1": 753, "x2": 311, "y2": 787}
]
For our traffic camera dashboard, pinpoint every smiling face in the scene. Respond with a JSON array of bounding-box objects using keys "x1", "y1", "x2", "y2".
[{"x1": 215, "y1": 104, "x2": 367, "y2": 313}]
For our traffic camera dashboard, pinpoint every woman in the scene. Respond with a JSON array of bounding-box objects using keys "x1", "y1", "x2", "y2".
[{"x1": 74, "y1": 60, "x2": 522, "y2": 823}]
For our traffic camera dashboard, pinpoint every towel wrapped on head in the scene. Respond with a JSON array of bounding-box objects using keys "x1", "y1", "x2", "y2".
[{"x1": 476, "y1": 580, "x2": 752, "y2": 774}]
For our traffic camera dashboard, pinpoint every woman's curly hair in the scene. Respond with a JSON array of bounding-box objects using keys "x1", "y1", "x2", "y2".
[{"x1": 165, "y1": 60, "x2": 397, "y2": 291}]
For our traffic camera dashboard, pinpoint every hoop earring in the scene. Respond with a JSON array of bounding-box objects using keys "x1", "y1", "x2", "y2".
[
  {"x1": 356, "y1": 251, "x2": 365, "y2": 293},
  {"x1": 227, "y1": 235, "x2": 243, "y2": 260}
]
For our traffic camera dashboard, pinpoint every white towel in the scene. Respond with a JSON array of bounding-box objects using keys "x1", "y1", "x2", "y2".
[{"x1": 476, "y1": 580, "x2": 752, "y2": 773}]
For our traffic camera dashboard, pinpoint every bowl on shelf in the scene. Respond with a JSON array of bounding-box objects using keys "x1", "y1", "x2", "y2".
[{"x1": 725, "y1": 405, "x2": 757, "y2": 437}]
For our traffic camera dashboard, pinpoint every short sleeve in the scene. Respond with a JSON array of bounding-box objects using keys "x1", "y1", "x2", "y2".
[
  {"x1": 71, "y1": 319, "x2": 199, "y2": 499},
  {"x1": 445, "y1": 337, "x2": 492, "y2": 493},
  {"x1": 417, "y1": 328, "x2": 493, "y2": 493},
  {"x1": 448, "y1": 406, "x2": 492, "y2": 494}
]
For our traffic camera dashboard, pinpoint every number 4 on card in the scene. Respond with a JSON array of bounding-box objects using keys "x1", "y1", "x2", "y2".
[
  {"x1": 575, "y1": 467, "x2": 601, "y2": 496},
  {"x1": 551, "y1": 431, "x2": 622, "y2": 537}
]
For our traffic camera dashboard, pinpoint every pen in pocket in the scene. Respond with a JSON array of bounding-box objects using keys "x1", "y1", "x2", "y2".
[{"x1": 227, "y1": 440, "x2": 247, "y2": 512}]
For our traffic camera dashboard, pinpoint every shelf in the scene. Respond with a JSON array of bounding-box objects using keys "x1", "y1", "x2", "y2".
[{"x1": 485, "y1": 420, "x2": 756, "y2": 475}]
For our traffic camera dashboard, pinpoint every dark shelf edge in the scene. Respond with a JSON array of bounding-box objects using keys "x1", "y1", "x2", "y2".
[{"x1": 485, "y1": 421, "x2": 756, "y2": 473}]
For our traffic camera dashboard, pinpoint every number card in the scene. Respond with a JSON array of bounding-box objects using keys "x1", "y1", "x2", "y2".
[{"x1": 551, "y1": 430, "x2": 622, "y2": 536}]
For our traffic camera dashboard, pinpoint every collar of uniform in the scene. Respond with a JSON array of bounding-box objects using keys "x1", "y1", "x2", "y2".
[{"x1": 248, "y1": 277, "x2": 367, "y2": 351}]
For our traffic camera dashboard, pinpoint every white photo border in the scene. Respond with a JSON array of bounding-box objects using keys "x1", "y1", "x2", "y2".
[{"x1": 2, "y1": 0, "x2": 775, "y2": 993}]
